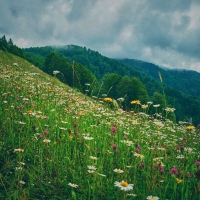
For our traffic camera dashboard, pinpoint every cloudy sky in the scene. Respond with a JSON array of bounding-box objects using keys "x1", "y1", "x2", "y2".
[{"x1": 1, "y1": 0, "x2": 200, "y2": 72}]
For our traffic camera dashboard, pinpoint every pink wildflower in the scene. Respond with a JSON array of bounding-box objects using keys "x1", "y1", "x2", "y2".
[
  {"x1": 111, "y1": 125, "x2": 117, "y2": 135},
  {"x1": 160, "y1": 165, "x2": 165, "y2": 173},
  {"x1": 194, "y1": 161, "x2": 200, "y2": 166},
  {"x1": 135, "y1": 145, "x2": 141, "y2": 153},
  {"x1": 45, "y1": 130, "x2": 49, "y2": 135},
  {"x1": 170, "y1": 167, "x2": 179, "y2": 174},
  {"x1": 140, "y1": 162, "x2": 145, "y2": 167}
]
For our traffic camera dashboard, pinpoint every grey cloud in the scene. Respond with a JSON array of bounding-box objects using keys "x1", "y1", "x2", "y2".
[{"x1": 0, "y1": 0, "x2": 200, "y2": 72}]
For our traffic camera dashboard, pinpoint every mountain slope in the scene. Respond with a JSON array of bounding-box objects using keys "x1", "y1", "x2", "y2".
[
  {"x1": 1, "y1": 50, "x2": 200, "y2": 200},
  {"x1": 120, "y1": 59, "x2": 200, "y2": 97}
]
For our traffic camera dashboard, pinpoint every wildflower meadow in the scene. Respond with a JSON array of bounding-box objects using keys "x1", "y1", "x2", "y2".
[{"x1": 0, "y1": 51, "x2": 200, "y2": 199}]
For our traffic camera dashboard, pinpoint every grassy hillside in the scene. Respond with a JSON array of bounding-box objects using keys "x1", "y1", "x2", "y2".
[{"x1": 0, "y1": 51, "x2": 200, "y2": 200}]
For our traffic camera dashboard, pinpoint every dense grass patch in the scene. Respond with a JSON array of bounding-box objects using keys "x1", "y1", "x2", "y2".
[{"x1": 0, "y1": 51, "x2": 200, "y2": 200}]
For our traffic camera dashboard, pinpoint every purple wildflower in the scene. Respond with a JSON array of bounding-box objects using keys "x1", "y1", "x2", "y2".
[
  {"x1": 170, "y1": 167, "x2": 179, "y2": 174},
  {"x1": 111, "y1": 125, "x2": 117, "y2": 135},
  {"x1": 140, "y1": 162, "x2": 145, "y2": 167},
  {"x1": 45, "y1": 130, "x2": 49, "y2": 135},
  {"x1": 194, "y1": 161, "x2": 200, "y2": 166},
  {"x1": 160, "y1": 165, "x2": 165, "y2": 173},
  {"x1": 135, "y1": 145, "x2": 141, "y2": 153}
]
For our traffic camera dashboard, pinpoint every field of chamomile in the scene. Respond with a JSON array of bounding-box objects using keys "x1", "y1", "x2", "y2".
[{"x1": 0, "y1": 51, "x2": 200, "y2": 200}]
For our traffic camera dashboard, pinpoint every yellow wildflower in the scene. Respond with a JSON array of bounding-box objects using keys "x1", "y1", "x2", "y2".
[
  {"x1": 103, "y1": 97, "x2": 113, "y2": 102},
  {"x1": 186, "y1": 126, "x2": 195, "y2": 130},
  {"x1": 176, "y1": 178, "x2": 183, "y2": 184},
  {"x1": 130, "y1": 100, "x2": 141, "y2": 105},
  {"x1": 141, "y1": 104, "x2": 148, "y2": 109}
]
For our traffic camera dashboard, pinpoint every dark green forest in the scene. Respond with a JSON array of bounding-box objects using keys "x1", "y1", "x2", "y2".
[
  {"x1": 1, "y1": 35, "x2": 200, "y2": 125},
  {"x1": 0, "y1": 35, "x2": 25, "y2": 58},
  {"x1": 120, "y1": 59, "x2": 200, "y2": 98}
]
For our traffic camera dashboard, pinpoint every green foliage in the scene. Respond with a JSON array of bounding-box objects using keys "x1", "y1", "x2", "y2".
[
  {"x1": 101, "y1": 73, "x2": 122, "y2": 98},
  {"x1": 116, "y1": 76, "x2": 149, "y2": 109},
  {"x1": 120, "y1": 58, "x2": 200, "y2": 98},
  {"x1": 44, "y1": 52, "x2": 97, "y2": 93},
  {"x1": 0, "y1": 35, "x2": 25, "y2": 58}
]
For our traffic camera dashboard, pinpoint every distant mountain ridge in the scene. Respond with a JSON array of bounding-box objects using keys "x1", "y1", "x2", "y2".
[
  {"x1": 24, "y1": 45, "x2": 200, "y2": 98},
  {"x1": 119, "y1": 58, "x2": 200, "y2": 98}
]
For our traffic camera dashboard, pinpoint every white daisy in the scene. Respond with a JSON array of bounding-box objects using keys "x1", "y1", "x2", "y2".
[
  {"x1": 19, "y1": 180, "x2": 25, "y2": 185},
  {"x1": 68, "y1": 183, "x2": 78, "y2": 188},
  {"x1": 87, "y1": 170, "x2": 95, "y2": 173},
  {"x1": 43, "y1": 139, "x2": 51, "y2": 143},
  {"x1": 146, "y1": 195, "x2": 160, "y2": 200},
  {"x1": 83, "y1": 136, "x2": 93, "y2": 140},
  {"x1": 114, "y1": 180, "x2": 134, "y2": 191},
  {"x1": 14, "y1": 148, "x2": 24, "y2": 153},
  {"x1": 87, "y1": 165, "x2": 97, "y2": 170},
  {"x1": 134, "y1": 152, "x2": 144, "y2": 158},
  {"x1": 89, "y1": 156, "x2": 98, "y2": 160},
  {"x1": 113, "y1": 169, "x2": 124, "y2": 173}
]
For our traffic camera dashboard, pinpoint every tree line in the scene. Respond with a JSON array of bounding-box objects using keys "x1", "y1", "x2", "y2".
[{"x1": 0, "y1": 35, "x2": 25, "y2": 58}]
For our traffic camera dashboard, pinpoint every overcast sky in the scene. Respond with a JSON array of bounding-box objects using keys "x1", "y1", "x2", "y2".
[{"x1": 1, "y1": 0, "x2": 200, "y2": 72}]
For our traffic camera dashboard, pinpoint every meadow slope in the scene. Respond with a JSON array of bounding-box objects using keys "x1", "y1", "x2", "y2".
[{"x1": 0, "y1": 51, "x2": 200, "y2": 200}]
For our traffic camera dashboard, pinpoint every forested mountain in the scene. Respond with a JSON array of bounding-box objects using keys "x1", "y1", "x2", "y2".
[
  {"x1": 120, "y1": 59, "x2": 200, "y2": 98},
  {"x1": 24, "y1": 45, "x2": 141, "y2": 79},
  {"x1": 1, "y1": 36, "x2": 200, "y2": 125},
  {"x1": 24, "y1": 45, "x2": 200, "y2": 98},
  {"x1": 23, "y1": 45, "x2": 200, "y2": 125}
]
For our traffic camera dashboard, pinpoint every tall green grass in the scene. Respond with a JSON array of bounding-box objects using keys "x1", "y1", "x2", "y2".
[{"x1": 0, "y1": 51, "x2": 200, "y2": 200}]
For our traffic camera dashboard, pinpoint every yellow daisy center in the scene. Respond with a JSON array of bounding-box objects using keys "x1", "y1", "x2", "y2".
[
  {"x1": 120, "y1": 181, "x2": 128, "y2": 187},
  {"x1": 116, "y1": 169, "x2": 121, "y2": 173}
]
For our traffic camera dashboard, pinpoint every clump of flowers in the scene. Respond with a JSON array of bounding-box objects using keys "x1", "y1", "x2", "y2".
[
  {"x1": 87, "y1": 165, "x2": 97, "y2": 173},
  {"x1": 112, "y1": 143, "x2": 119, "y2": 153}
]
